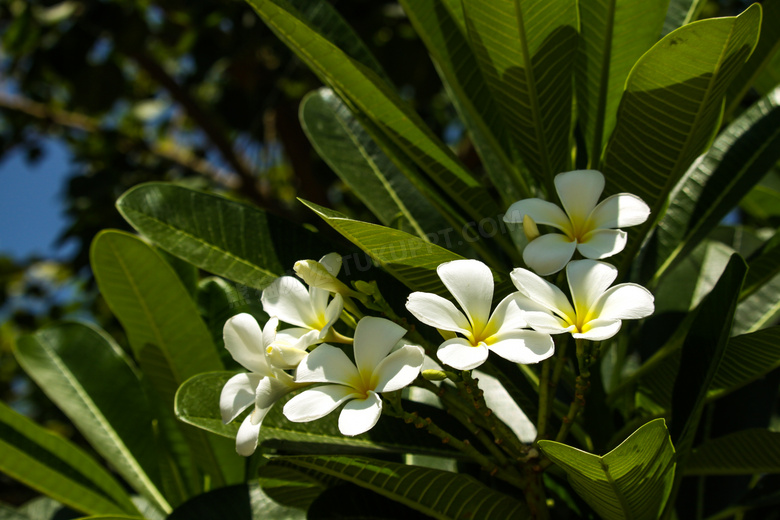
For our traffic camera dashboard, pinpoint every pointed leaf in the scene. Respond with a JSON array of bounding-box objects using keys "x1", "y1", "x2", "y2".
[
  {"x1": 741, "y1": 228, "x2": 780, "y2": 299},
  {"x1": 538, "y1": 419, "x2": 676, "y2": 520},
  {"x1": 462, "y1": 0, "x2": 578, "y2": 190},
  {"x1": 652, "y1": 85, "x2": 780, "y2": 281},
  {"x1": 602, "y1": 5, "x2": 762, "y2": 269},
  {"x1": 116, "y1": 183, "x2": 283, "y2": 290},
  {"x1": 299, "y1": 200, "x2": 465, "y2": 297},
  {"x1": 685, "y1": 429, "x2": 780, "y2": 475},
  {"x1": 709, "y1": 326, "x2": 780, "y2": 400},
  {"x1": 299, "y1": 88, "x2": 449, "y2": 239},
  {"x1": 246, "y1": 0, "x2": 501, "y2": 229},
  {"x1": 662, "y1": 0, "x2": 705, "y2": 37},
  {"x1": 398, "y1": 0, "x2": 529, "y2": 201},
  {"x1": 15, "y1": 322, "x2": 170, "y2": 514},
  {"x1": 0, "y1": 401, "x2": 136, "y2": 516},
  {"x1": 269, "y1": 455, "x2": 531, "y2": 519},
  {"x1": 577, "y1": 0, "x2": 668, "y2": 165}
]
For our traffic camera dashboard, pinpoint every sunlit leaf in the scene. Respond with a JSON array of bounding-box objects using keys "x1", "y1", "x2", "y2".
[
  {"x1": 603, "y1": 5, "x2": 762, "y2": 269},
  {"x1": 0, "y1": 401, "x2": 136, "y2": 516},
  {"x1": 15, "y1": 322, "x2": 170, "y2": 514}
]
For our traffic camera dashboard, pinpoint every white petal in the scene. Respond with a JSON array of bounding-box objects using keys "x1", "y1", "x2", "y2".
[
  {"x1": 235, "y1": 414, "x2": 262, "y2": 456},
  {"x1": 437, "y1": 338, "x2": 489, "y2": 370},
  {"x1": 294, "y1": 343, "x2": 360, "y2": 387},
  {"x1": 483, "y1": 293, "x2": 528, "y2": 339},
  {"x1": 575, "y1": 319, "x2": 622, "y2": 341},
  {"x1": 510, "y1": 268, "x2": 575, "y2": 321},
  {"x1": 318, "y1": 293, "x2": 344, "y2": 340},
  {"x1": 373, "y1": 345, "x2": 425, "y2": 393},
  {"x1": 261, "y1": 276, "x2": 318, "y2": 328},
  {"x1": 319, "y1": 252, "x2": 343, "y2": 275},
  {"x1": 354, "y1": 317, "x2": 408, "y2": 376},
  {"x1": 590, "y1": 283, "x2": 654, "y2": 322},
  {"x1": 504, "y1": 198, "x2": 571, "y2": 232},
  {"x1": 223, "y1": 314, "x2": 273, "y2": 376},
  {"x1": 487, "y1": 330, "x2": 555, "y2": 364},
  {"x1": 577, "y1": 229, "x2": 627, "y2": 259},
  {"x1": 523, "y1": 234, "x2": 578, "y2": 276},
  {"x1": 522, "y1": 310, "x2": 575, "y2": 334},
  {"x1": 261, "y1": 317, "x2": 279, "y2": 351},
  {"x1": 588, "y1": 193, "x2": 650, "y2": 229},
  {"x1": 338, "y1": 391, "x2": 383, "y2": 436},
  {"x1": 283, "y1": 384, "x2": 357, "y2": 422},
  {"x1": 555, "y1": 170, "x2": 604, "y2": 225},
  {"x1": 220, "y1": 372, "x2": 261, "y2": 424},
  {"x1": 253, "y1": 376, "x2": 297, "y2": 415},
  {"x1": 437, "y1": 259, "x2": 494, "y2": 330},
  {"x1": 566, "y1": 260, "x2": 618, "y2": 320},
  {"x1": 406, "y1": 292, "x2": 471, "y2": 335}
]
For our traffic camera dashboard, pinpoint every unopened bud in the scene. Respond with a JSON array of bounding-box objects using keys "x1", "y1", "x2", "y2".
[
  {"x1": 294, "y1": 259, "x2": 357, "y2": 297},
  {"x1": 422, "y1": 369, "x2": 448, "y2": 381},
  {"x1": 522, "y1": 215, "x2": 540, "y2": 241}
]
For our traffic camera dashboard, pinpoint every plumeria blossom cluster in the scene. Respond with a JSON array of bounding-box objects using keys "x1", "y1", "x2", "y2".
[
  {"x1": 405, "y1": 170, "x2": 654, "y2": 372},
  {"x1": 220, "y1": 254, "x2": 425, "y2": 455},
  {"x1": 219, "y1": 170, "x2": 655, "y2": 456}
]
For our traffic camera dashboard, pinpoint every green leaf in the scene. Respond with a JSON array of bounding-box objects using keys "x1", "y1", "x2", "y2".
[
  {"x1": 398, "y1": 0, "x2": 529, "y2": 201},
  {"x1": 538, "y1": 419, "x2": 676, "y2": 520},
  {"x1": 175, "y1": 372, "x2": 463, "y2": 458},
  {"x1": 256, "y1": 464, "x2": 327, "y2": 512},
  {"x1": 299, "y1": 88, "x2": 449, "y2": 240},
  {"x1": 651, "y1": 85, "x2": 780, "y2": 282},
  {"x1": 708, "y1": 326, "x2": 780, "y2": 399},
  {"x1": 269, "y1": 455, "x2": 530, "y2": 519},
  {"x1": 462, "y1": 0, "x2": 578, "y2": 191},
  {"x1": 577, "y1": 0, "x2": 668, "y2": 166},
  {"x1": 602, "y1": 5, "x2": 762, "y2": 269},
  {"x1": 662, "y1": 0, "x2": 705, "y2": 37},
  {"x1": 0, "y1": 401, "x2": 136, "y2": 516},
  {"x1": 116, "y1": 183, "x2": 283, "y2": 290},
  {"x1": 733, "y1": 271, "x2": 780, "y2": 334},
  {"x1": 90, "y1": 230, "x2": 236, "y2": 488},
  {"x1": 245, "y1": 0, "x2": 502, "y2": 230},
  {"x1": 299, "y1": 200, "x2": 465, "y2": 296},
  {"x1": 685, "y1": 429, "x2": 780, "y2": 475},
  {"x1": 15, "y1": 322, "x2": 170, "y2": 514}
]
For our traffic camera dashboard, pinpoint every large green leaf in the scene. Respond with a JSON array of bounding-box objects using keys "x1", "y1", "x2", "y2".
[
  {"x1": 685, "y1": 429, "x2": 780, "y2": 475},
  {"x1": 733, "y1": 271, "x2": 780, "y2": 334},
  {"x1": 90, "y1": 230, "x2": 236, "y2": 488},
  {"x1": 299, "y1": 88, "x2": 449, "y2": 240},
  {"x1": 602, "y1": 5, "x2": 762, "y2": 268},
  {"x1": 709, "y1": 326, "x2": 780, "y2": 400},
  {"x1": 245, "y1": 0, "x2": 501, "y2": 230},
  {"x1": 462, "y1": 0, "x2": 578, "y2": 192},
  {"x1": 299, "y1": 200, "x2": 465, "y2": 297},
  {"x1": 651, "y1": 85, "x2": 780, "y2": 282},
  {"x1": 269, "y1": 455, "x2": 530, "y2": 519},
  {"x1": 538, "y1": 419, "x2": 676, "y2": 520},
  {"x1": 0, "y1": 401, "x2": 136, "y2": 516},
  {"x1": 15, "y1": 322, "x2": 170, "y2": 514},
  {"x1": 577, "y1": 0, "x2": 669, "y2": 166},
  {"x1": 741, "y1": 228, "x2": 780, "y2": 300},
  {"x1": 175, "y1": 372, "x2": 463, "y2": 458},
  {"x1": 398, "y1": 0, "x2": 529, "y2": 201},
  {"x1": 116, "y1": 183, "x2": 283, "y2": 290},
  {"x1": 167, "y1": 482, "x2": 309, "y2": 520}
]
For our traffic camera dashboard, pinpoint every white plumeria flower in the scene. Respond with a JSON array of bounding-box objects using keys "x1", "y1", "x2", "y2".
[
  {"x1": 219, "y1": 314, "x2": 304, "y2": 456},
  {"x1": 283, "y1": 316, "x2": 424, "y2": 436},
  {"x1": 405, "y1": 259, "x2": 554, "y2": 371},
  {"x1": 503, "y1": 170, "x2": 651, "y2": 275},
  {"x1": 511, "y1": 259, "x2": 654, "y2": 341},
  {"x1": 261, "y1": 253, "x2": 345, "y2": 341}
]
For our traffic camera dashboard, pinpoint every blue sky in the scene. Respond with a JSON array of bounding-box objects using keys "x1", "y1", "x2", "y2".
[{"x1": 0, "y1": 138, "x2": 77, "y2": 261}]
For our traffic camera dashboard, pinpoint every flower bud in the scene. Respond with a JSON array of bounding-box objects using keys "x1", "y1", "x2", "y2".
[
  {"x1": 294, "y1": 259, "x2": 357, "y2": 298},
  {"x1": 422, "y1": 369, "x2": 448, "y2": 381},
  {"x1": 522, "y1": 214, "x2": 540, "y2": 242}
]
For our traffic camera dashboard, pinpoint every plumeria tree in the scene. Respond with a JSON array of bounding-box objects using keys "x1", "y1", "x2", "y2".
[{"x1": 3, "y1": 1, "x2": 780, "y2": 519}]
